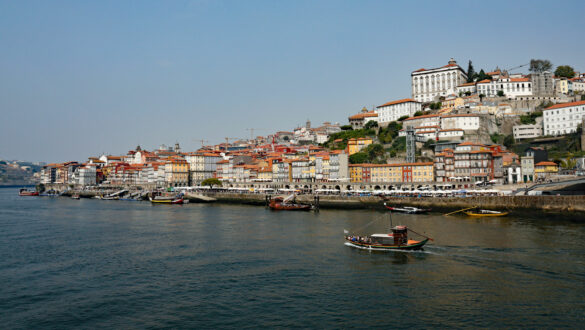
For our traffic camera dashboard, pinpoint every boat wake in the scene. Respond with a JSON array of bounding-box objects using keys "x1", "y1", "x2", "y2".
[{"x1": 344, "y1": 242, "x2": 437, "y2": 254}]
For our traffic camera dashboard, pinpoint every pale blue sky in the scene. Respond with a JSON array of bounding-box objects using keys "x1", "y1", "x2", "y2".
[{"x1": 1, "y1": 0, "x2": 584, "y2": 162}]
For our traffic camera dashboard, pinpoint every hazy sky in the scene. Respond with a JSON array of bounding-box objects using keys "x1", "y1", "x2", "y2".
[{"x1": 1, "y1": 0, "x2": 584, "y2": 162}]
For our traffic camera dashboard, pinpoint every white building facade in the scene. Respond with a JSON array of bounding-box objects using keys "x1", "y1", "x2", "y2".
[
  {"x1": 476, "y1": 77, "x2": 532, "y2": 98},
  {"x1": 411, "y1": 58, "x2": 468, "y2": 103},
  {"x1": 543, "y1": 100, "x2": 585, "y2": 136},
  {"x1": 375, "y1": 99, "x2": 421, "y2": 124},
  {"x1": 440, "y1": 114, "x2": 480, "y2": 131},
  {"x1": 513, "y1": 124, "x2": 542, "y2": 140}
]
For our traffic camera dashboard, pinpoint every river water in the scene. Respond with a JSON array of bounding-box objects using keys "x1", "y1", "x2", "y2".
[{"x1": 1, "y1": 187, "x2": 584, "y2": 328}]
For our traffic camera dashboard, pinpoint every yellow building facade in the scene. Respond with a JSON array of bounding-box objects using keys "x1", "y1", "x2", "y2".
[{"x1": 347, "y1": 137, "x2": 373, "y2": 155}]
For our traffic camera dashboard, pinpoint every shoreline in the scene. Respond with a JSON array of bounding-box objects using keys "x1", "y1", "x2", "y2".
[
  {"x1": 205, "y1": 193, "x2": 585, "y2": 214},
  {"x1": 22, "y1": 185, "x2": 585, "y2": 215}
]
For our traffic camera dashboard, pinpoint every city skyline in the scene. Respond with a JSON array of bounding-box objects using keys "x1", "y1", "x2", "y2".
[{"x1": 1, "y1": 0, "x2": 585, "y2": 162}]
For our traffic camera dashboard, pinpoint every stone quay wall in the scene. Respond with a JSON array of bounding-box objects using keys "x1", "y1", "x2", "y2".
[{"x1": 205, "y1": 193, "x2": 585, "y2": 213}]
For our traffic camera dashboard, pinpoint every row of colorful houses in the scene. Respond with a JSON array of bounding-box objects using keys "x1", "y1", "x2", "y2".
[{"x1": 41, "y1": 139, "x2": 562, "y2": 187}]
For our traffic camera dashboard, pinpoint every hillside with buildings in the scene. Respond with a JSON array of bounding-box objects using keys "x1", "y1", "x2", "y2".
[
  {"x1": 37, "y1": 58, "x2": 585, "y2": 190},
  {"x1": 0, "y1": 160, "x2": 42, "y2": 186}
]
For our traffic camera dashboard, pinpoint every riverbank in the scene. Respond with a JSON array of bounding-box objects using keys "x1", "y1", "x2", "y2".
[
  {"x1": 200, "y1": 193, "x2": 585, "y2": 214},
  {"x1": 36, "y1": 185, "x2": 585, "y2": 214}
]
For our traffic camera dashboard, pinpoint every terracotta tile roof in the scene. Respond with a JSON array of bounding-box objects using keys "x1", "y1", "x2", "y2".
[
  {"x1": 377, "y1": 98, "x2": 418, "y2": 108},
  {"x1": 535, "y1": 161, "x2": 558, "y2": 166},
  {"x1": 509, "y1": 78, "x2": 530, "y2": 82},
  {"x1": 403, "y1": 114, "x2": 440, "y2": 121},
  {"x1": 477, "y1": 79, "x2": 492, "y2": 84},
  {"x1": 457, "y1": 82, "x2": 476, "y2": 87},
  {"x1": 348, "y1": 111, "x2": 378, "y2": 120},
  {"x1": 441, "y1": 114, "x2": 479, "y2": 118},
  {"x1": 349, "y1": 162, "x2": 433, "y2": 168},
  {"x1": 544, "y1": 100, "x2": 585, "y2": 111}
]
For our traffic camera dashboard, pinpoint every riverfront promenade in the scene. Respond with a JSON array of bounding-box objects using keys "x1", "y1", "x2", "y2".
[{"x1": 42, "y1": 182, "x2": 585, "y2": 214}]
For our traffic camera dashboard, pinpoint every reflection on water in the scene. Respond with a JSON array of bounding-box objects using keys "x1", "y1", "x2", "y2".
[{"x1": 0, "y1": 188, "x2": 584, "y2": 328}]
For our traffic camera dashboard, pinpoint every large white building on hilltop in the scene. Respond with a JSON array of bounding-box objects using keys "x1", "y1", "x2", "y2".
[
  {"x1": 411, "y1": 58, "x2": 468, "y2": 103},
  {"x1": 375, "y1": 98, "x2": 421, "y2": 124},
  {"x1": 543, "y1": 100, "x2": 585, "y2": 136},
  {"x1": 476, "y1": 77, "x2": 532, "y2": 98}
]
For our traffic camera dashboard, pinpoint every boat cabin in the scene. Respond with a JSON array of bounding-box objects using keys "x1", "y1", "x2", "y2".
[
  {"x1": 370, "y1": 233, "x2": 395, "y2": 245},
  {"x1": 391, "y1": 226, "x2": 408, "y2": 245}
]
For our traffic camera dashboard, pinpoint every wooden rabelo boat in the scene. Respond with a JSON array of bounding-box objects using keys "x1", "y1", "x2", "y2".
[
  {"x1": 384, "y1": 203, "x2": 431, "y2": 214},
  {"x1": 345, "y1": 225, "x2": 429, "y2": 251},
  {"x1": 149, "y1": 195, "x2": 185, "y2": 204},
  {"x1": 19, "y1": 188, "x2": 39, "y2": 196},
  {"x1": 269, "y1": 196, "x2": 312, "y2": 211},
  {"x1": 465, "y1": 209, "x2": 508, "y2": 217}
]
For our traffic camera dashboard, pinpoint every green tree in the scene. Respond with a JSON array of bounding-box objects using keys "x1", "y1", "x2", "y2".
[
  {"x1": 464, "y1": 91, "x2": 472, "y2": 96},
  {"x1": 413, "y1": 111, "x2": 424, "y2": 116},
  {"x1": 201, "y1": 178, "x2": 222, "y2": 188},
  {"x1": 476, "y1": 69, "x2": 492, "y2": 81},
  {"x1": 397, "y1": 115, "x2": 409, "y2": 121},
  {"x1": 560, "y1": 158, "x2": 577, "y2": 170},
  {"x1": 497, "y1": 90, "x2": 505, "y2": 97},
  {"x1": 340, "y1": 125, "x2": 353, "y2": 130},
  {"x1": 423, "y1": 139, "x2": 435, "y2": 149},
  {"x1": 530, "y1": 59, "x2": 553, "y2": 73},
  {"x1": 503, "y1": 135, "x2": 514, "y2": 148},
  {"x1": 554, "y1": 65, "x2": 575, "y2": 78},
  {"x1": 349, "y1": 152, "x2": 368, "y2": 164},
  {"x1": 364, "y1": 120, "x2": 378, "y2": 129},
  {"x1": 466, "y1": 60, "x2": 476, "y2": 83},
  {"x1": 365, "y1": 143, "x2": 385, "y2": 160},
  {"x1": 378, "y1": 121, "x2": 402, "y2": 144},
  {"x1": 429, "y1": 102, "x2": 442, "y2": 110},
  {"x1": 490, "y1": 133, "x2": 503, "y2": 144},
  {"x1": 520, "y1": 111, "x2": 543, "y2": 125}
]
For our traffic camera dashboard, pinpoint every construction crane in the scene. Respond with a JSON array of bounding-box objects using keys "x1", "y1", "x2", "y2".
[
  {"x1": 193, "y1": 139, "x2": 209, "y2": 148},
  {"x1": 224, "y1": 137, "x2": 240, "y2": 145},
  {"x1": 245, "y1": 128, "x2": 264, "y2": 140}
]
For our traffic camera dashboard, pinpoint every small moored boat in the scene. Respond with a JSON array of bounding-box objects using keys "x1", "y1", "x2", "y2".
[
  {"x1": 149, "y1": 193, "x2": 185, "y2": 204},
  {"x1": 19, "y1": 188, "x2": 39, "y2": 196},
  {"x1": 465, "y1": 209, "x2": 508, "y2": 217},
  {"x1": 149, "y1": 197, "x2": 185, "y2": 204},
  {"x1": 384, "y1": 203, "x2": 430, "y2": 214},
  {"x1": 269, "y1": 196, "x2": 312, "y2": 211},
  {"x1": 345, "y1": 225, "x2": 429, "y2": 251},
  {"x1": 71, "y1": 194, "x2": 80, "y2": 200}
]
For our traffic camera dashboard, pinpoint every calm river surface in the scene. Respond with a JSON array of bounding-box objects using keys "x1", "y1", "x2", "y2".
[{"x1": 1, "y1": 187, "x2": 584, "y2": 328}]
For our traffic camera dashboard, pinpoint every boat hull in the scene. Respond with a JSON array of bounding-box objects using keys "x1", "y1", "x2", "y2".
[
  {"x1": 269, "y1": 201, "x2": 312, "y2": 211},
  {"x1": 269, "y1": 203, "x2": 312, "y2": 211},
  {"x1": 150, "y1": 197, "x2": 184, "y2": 204},
  {"x1": 345, "y1": 238, "x2": 429, "y2": 251},
  {"x1": 384, "y1": 205, "x2": 430, "y2": 214},
  {"x1": 19, "y1": 191, "x2": 39, "y2": 196},
  {"x1": 465, "y1": 211, "x2": 508, "y2": 217}
]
